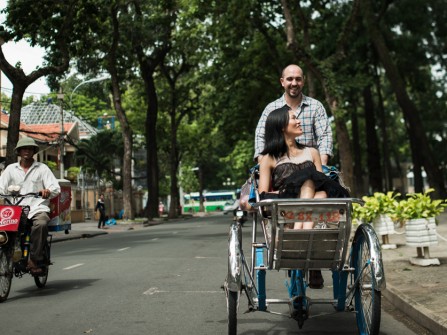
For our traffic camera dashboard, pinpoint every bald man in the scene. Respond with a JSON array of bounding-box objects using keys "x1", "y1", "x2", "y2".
[{"x1": 254, "y1": 64, "x2": 332, "y2": 165}]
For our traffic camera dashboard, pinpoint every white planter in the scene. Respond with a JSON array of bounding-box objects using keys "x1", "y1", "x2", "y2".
[
  {"x1": 372, "y1": 214, "x2": 395, "y2": 236},
  {"x1": 405, "y1": 218, "x2": 438, "y2": 247}
]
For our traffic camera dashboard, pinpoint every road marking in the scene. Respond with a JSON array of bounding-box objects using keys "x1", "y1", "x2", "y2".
[
  {"x1": 143, "y1": 287, "x2": 161, "y2": 295},
  {"x1": 64, "y1": 263, "x2": 84, "y2": 270},
  {"x1": 143, "y1": 287, "x2": 221, "y2": 295},
  {"x1": 151, "y1": 238, "x2": 159, "y2": 241},
  {"x1": 195, "y1": 256, "x2": 218, "y2": 259},
  {"x1": 118, "y1": 247, "x2": 130, "y2": 251}
]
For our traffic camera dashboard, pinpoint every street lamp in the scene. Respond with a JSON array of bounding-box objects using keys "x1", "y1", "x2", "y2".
[
  {"x1": 57, "y1": 88, "x2": 65, "y2": 178},
  {"x1": 69, "y1": 76, "x2": 110, "y2": 110},
  {"x1": 223, "y1": 177, "x2": 235, "y2": 188}
]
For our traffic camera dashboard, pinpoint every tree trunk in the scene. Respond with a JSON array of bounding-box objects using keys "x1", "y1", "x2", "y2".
[
  {"x1": 351, "y1": 104, "x2": 364, "y2": 196},
  {"x1": 280, "y1": 0, "x2": 356, "y2": 191},
  {"x1": 198, "y1": 167, "x2": 205, "y2": 212},
  {"x1": 143, "y1": 73, "x2": 160, "y2": 219},
  {"x1": 109, "y1": 79, "x2": 134, "y2": 219},
  {"x1": 404, "y1": 118, "x2": 424, "y2": 192},
  {"x1": 361, "y1": 0, "x2": 446, "y2": 198},
  {"x1": 363, "y1": 85, "x2": 383, "y2": 192},
  {"x1": 331, "y1": 102, "x2": 354, "y2": 191},
  {"x1": 0, "y1": 46, "x2": 69, "y2": 166},
  {"x1": 5, "y1": 86, "x2": 26, "y2": 166},
  {"x1": 373, "y1": 67, "x2": 393, "y2": 190},
  {"x1": 168, "y1": 97, "x2": 180, "y2": 219},
  {"x1": 108, "y1": 8, "x2": 134, "y2": 220}
]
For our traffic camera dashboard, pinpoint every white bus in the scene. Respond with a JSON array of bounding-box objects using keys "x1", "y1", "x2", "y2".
[{"x1": 183, "y1": 190, "x2": 237, "y2": 213}]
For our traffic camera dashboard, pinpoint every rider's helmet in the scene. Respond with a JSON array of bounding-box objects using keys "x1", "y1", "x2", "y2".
[{"x1": 14, "y1": 137, "x2": 40, "y2": 155}]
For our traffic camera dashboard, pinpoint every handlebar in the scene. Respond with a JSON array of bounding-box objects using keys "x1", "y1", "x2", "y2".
[{"x1": 0, "y1": 192, "x2": 42, "y2": 206}]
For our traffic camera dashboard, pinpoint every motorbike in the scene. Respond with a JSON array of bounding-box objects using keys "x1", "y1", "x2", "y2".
[{"x1": 0, "y1": 186, "x2": 51, "y2": 303}]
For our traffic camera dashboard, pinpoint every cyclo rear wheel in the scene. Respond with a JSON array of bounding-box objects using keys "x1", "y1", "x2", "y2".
[
  {"x1": 0, "y1": 248, "x2": 13, "y2": 302},
  {"x1": 227, "y1": 290, "x2": 238, "y2": 335},
  {"x1": 352, "y1": 228, "x2": 381, "y2": 335},
  {"x1": 226, "y1": 221, "x2": 242, "y2": 335}
]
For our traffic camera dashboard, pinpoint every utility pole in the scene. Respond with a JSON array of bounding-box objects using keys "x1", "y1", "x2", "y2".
[
  {"x1": 0, "y1": 69, "x2": 2, "y2": 159},
  {"x1": 0, "y1": 36, "x2": 4, "y2": 115},
  {"x1": 57, "y1": 88, "x2": 65, "y2": 178},
  {"x1": 0, "y1": 37, "x2": 4, "y2": 160}
]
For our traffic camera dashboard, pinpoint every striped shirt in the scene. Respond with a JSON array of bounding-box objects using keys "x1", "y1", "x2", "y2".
[{"x1": 254, "y1": 94, "x2": 333, "y2": 159}]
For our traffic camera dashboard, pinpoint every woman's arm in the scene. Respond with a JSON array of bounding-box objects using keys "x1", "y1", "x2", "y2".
[
  {"x1": 310, "y1": 148, "x2": 323, "y2": 172},
  {"x1": 258, "y1": 155, "x2": 274, "y2": 194}
]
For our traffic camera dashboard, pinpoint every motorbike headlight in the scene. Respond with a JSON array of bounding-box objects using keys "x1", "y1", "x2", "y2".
[{"x1": 0, "y1": 232, "x2": 8, "y2": 244}]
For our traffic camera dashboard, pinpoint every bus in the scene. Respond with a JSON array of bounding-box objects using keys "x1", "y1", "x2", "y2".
[{"x1": 183, "y1": 190, "x2": 237, "y2": 213}]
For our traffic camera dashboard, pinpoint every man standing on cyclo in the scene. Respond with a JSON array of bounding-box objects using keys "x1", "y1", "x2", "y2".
[
  {"x1": 254, "y1": 64, "x2": 335, "y2": 289},
  {"x1": 0, "y1": 137, "x2": 60, "y2": 274}
]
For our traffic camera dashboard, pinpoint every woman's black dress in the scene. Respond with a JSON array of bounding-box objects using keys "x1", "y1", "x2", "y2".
[{"x1": 261, "y1": 148, "x2": 349, "y2": 199}]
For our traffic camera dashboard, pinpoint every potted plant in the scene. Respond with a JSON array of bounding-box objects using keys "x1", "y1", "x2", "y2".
[
  {"x1": 353, "y1": 192, "x2": 400, "y2": 248},
  {"x1": 396, "y1": 188, "x2": 447, "y2": 266}
]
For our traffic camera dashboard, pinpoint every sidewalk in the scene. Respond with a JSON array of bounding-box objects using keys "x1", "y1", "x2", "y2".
[
  {"x1": 50, "y1": 217, "x2": 168, "y2": 242},
  {"x1": 50, "y1": 213, "x2": 447, "y2": 334},
  {"x1": 380, "y1": 212, "x2": 447, "y2": 335}
]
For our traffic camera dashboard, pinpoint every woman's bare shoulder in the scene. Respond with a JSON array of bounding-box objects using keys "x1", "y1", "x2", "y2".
[
  {"x1": 307, "y1": 147, "x2": 319, "y2": 158},
  {"x1": 260, "y1": 154, "x2": 276, "y2": 167}
]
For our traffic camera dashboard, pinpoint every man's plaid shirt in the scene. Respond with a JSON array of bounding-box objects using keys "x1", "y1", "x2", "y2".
[{"x1": 254, "y1": 94, "x2": 333, "y2": 160}]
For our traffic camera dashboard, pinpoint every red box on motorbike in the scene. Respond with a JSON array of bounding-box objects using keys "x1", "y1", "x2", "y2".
[
  {"x1": 48, "y1": 179, "x2": 72, "y2": 232},
  {"x1": 0, "y1": 205, "x2": 22, "y2": 232}
]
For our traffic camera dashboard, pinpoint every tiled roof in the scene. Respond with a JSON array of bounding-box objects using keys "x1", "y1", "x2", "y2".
[
  {"x1": 20, "y1": 102, "x2": 97, "y2": 139},
  {"x1": 25, "y1": 123, "x2": 78, "y2": 142}
]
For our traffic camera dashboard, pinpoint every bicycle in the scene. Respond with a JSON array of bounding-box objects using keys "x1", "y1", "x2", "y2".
[{"x1": 224, "y1": 168, "x2": 385, "y2": 335}]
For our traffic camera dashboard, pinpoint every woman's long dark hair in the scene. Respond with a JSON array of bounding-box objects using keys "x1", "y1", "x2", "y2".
[{"x1": 260, "y1": 105, "x2": 304, "y2": 159}]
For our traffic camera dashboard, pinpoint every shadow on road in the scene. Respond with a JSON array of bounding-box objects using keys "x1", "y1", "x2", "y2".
[{"x1": 7, "y1": 278, "x2": 100, "y2": 302}]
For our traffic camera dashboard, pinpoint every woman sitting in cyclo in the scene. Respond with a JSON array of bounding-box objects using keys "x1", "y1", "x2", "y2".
[
  {"x1": 258, "y1": 105, "x2": 349, "y2": 229},
  {"x1": 257, "y1": 105, "x2": 349, "y2": 289}
]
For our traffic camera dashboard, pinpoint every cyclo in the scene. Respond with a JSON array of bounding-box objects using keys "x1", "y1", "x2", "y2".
[
  {"x1": 0, "y1": 186, "x2": 52, "y2": 302},
  {"x1": 224, "y1": 166, "x2": 385, "y2": 335}
]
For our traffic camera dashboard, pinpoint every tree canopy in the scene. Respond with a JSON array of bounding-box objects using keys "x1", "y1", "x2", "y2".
[{"x1": 1, "y1": 0, "x2": 445, "y2": 218}]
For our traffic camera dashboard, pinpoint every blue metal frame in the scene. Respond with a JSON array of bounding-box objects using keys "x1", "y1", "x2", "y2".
[
  {"x1": 332, "y1": 270, "x2": 349, "y2": 311},
  {"x1": 255, "y1": 246, "x2": 266, "y2": 311},
  {"x1": 286, "y1": 270, "x2": 307, "y2": 312}
]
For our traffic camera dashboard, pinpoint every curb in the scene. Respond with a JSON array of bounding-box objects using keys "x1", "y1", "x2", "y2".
[
  {"x1": 51, "y1": 219, "x2": 168, "y2": 243},
  {"x1": 382, "y1": 283, "x2": 447, "y2": 335},
  {"x1": 52, "y1": 231, "x2": 107, "y2": 243}
]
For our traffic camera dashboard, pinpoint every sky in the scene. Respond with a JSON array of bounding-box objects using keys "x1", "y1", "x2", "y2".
[{"x1": 0, "y1": 0, "x2": 51, "y2": 98}]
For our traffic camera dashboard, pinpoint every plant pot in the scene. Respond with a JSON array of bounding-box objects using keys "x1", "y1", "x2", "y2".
[
  {"x1": 405, "y1": 218, "x2": 438, "y2": 247},
  {"x1": 372, "y1": 214, "x2": 395, "y2": 236},
  {"x1": 372, "y1": 214, "x2": 396, "y2": 249}
]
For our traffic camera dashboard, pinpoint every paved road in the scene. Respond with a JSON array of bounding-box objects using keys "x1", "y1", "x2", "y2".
[{"x1": 1, "y1": 215, "x2": 424, "y2": 334}]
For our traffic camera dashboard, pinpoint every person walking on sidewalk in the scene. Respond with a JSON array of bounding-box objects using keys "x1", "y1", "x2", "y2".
[
  {"x1": 0, "y1": 137, "x2": 60, "y2": 274},
  {"x1": 95, "y1": 194, "x2": 106, "y2": 229}
]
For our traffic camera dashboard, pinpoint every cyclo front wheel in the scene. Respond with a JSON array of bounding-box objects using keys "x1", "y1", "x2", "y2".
[
  {"x1": 0, "y1": 248, "x2": 13, "y2": 302},
  {"x1": 352, "y1": 227, "x2": 381, "y2": 335}
]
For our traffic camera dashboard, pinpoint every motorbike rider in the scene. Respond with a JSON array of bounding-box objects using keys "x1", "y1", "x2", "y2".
[{"x1": 0, "y1": 137, "x2": 60, "y2": 274}]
